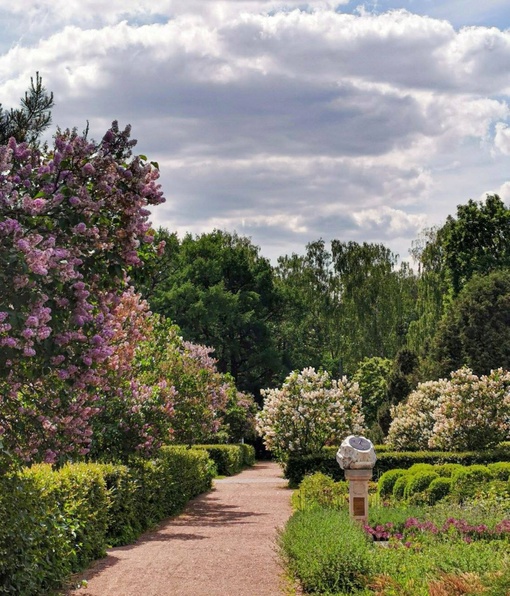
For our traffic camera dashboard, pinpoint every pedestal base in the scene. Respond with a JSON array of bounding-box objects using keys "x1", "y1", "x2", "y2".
[{"x1": 344, "y1": 468, "x2": 372, "y2": 524}]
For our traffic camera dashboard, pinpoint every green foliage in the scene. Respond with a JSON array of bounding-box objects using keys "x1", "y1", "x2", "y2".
[
  {"x1": 435, "y1": 463, "x2": 463, "y2": 477},
  {"x1": 293, "y1": 472, "x2": 348, "y2": 511},
  {"x1": 97, "y1": 463, "x2": 142, "y2": 546},
  {"x1": 191, "y1": 444, "x2": 251, "y2": 476},
  {"x1": 0, "y1": 72, "x2": 54, "y2": 146},
  {"x1": 488, "y1": 462, "x2": 510, "y2": 481},
  {"x1": 275, "y1": 239, "x2": 417, "y2": 378},
  {"x1": 403, "y1": 471, "x2": 439, "y2": 500},
  {"x1": 427, "y1": 476, "x2": 452, "y2": 504},
  {"x1": 377, "y1": 469, "x2": 407, "y2": 498},
  {"x1": 284, "y1": 444, "x2": 510, "y2": 487},
  {"x1": 239, "y1": 443, "x2": 256, "y2": 467},
  {"x1": 392, "y1": 474, "x2": 409, "y2": 500},
  {"x1": 279, "y1": 508, "x2": 373, "y2": 594},
  {"x1": 0, "y1": 463, "x2": 109, "y2": 595},
  {"x1": 409, "y1": 195, "x2": 510, "y2": 368},
  {"x1": 431, "y1": 270, "x2": 510, "y2": 376},
  {"x1": 450, "y1": 465, "x2": 494, "y2": 502},
  {"x1": 439, "y1": 195, "x2": 510, "y2": 296},
  {"x1": 352, "y1": 357, "x2": 392, "y2": 429},
  {"x1": 136, "y1": 229, "x2": 283, "y2": 398}
]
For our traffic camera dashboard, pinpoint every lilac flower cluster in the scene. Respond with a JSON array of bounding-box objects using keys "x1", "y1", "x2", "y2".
[{"x1": 0, "y1": 122, "x2": 164, "y2": 463}]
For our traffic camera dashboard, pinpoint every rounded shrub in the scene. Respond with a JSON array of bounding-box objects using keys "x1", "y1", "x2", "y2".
[
  {"x1": 377, "y1": 469, "x2": 407, "y2": 499},
  {"x1": 404, "y1": 471, "x2": 439, "y2": 500},
  {"x1": 435, "y1": 463, "x2": 463, "y2": 478},
  {"x1": 451, "y1": 465, "x2": 494, "y2": 501},
  {"x1": 295, "y1": 473, "x2": 348, "y2": 510},
  {"x1": 392, "y1": 474, "x2": 410, "y2": 500},
  {"x1": 488, "y1": 462, "x2": 510, "y2": 481},
  {"x1": 427, "y1": 477, "x2": 453, "y2": 504},
  {"x1": 407, "y1": 463, "x2": 436, "y2": 475}
]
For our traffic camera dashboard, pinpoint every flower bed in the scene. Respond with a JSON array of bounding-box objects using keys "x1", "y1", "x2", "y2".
[{"x1": 280, "y1": 471, "x2": 510, "y2": 594}]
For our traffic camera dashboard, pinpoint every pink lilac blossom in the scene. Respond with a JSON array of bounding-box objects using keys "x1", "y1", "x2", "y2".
[{"x1": 0, "y1": 122, "x2": 165, "y2": 463}]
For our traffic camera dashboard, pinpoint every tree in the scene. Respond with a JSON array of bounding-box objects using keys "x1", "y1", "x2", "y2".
[
  {"x1": 0, "y1": 73, "x2": 54, "y2": 146},
  {"x1": 429, "y1": 367, "x2": 510, "y2": 451},
  {"x1": 136, "y1": 229, "x2": 283, "y2": 398},
  {"x1": 386, "y1": 379, "x2": 447, "y2": 451},
  {"x1": 408, "y1": 196, "x2": 510, "y2": 366},
  {"x1": 431, "y1": 270, "x2": 510, "y2": 377},
  {"x1": 331, "y1": 241, "x2": 417, "y2": 369},
  {"x1": 352, "y1": 356, "x2": 392, "y2": 430},
  {"x1": 0, "y1": 122, "x2": 164, "y2": 463},
  {"x1": 275, "y1": 240, "x2": 342, "y2": 375},
  {"x1": 256, "y1": 367, "x2": 365, "y2": 461},
  {"x1": 275, "y1": 240, "x2": 417, "y2": 376}
]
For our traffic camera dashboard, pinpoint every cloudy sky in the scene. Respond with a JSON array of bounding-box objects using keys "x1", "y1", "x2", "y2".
[{"x1": 1, "y1": 1, "x2": 509, "y2": 263}]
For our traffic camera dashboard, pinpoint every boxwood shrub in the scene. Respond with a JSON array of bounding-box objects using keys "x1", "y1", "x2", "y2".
[
  {"x1": 428, "y1": 476, "x2": 453, "y2": 504},
  {"x1": 404, "y1": 471, "x2": 439, "y2": 500},
  {"x1": 377, "y1": 469, "x2": 406, "y2": 499}
]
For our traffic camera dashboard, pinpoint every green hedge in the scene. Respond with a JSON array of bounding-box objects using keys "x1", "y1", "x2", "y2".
[
  {"x1": 191, "y1": 443, "x2": 255, "y2": 476},
  {"x1": 377, "y1": 462, "x2": 510, "y2": 505},
  {"x1": 0, "y1": 463, "x2": 109, "y2": 596},
  {"x1": 284, "y1": 445, "x2": 510, "y2": 487},
  {"x1": 0, "y1": 447, "x2": 215, "y2": 596}
]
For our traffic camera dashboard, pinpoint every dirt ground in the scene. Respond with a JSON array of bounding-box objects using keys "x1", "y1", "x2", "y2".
[{"x1": 67, "y1": 461, "x2": 293, "y2": 596}]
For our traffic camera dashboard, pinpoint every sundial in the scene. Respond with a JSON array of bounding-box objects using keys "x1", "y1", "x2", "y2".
[
  {"x1": 336, "y1": 435, "x2": 376, "y2": 470},
  {"x1": 348, "y1": 436, "x2": 372, "y2": 451},
  {"x1": 336, "y1": 435, "x2": 377, "y2": 524}
]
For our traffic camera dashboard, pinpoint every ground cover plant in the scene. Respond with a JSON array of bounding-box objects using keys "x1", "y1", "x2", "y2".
[{"x1": 281, "y1": 471, "x2": 510, "y2": 595}]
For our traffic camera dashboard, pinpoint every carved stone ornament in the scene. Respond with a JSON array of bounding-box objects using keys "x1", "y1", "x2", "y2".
[{"x1": 336, "y1": 435, "x2": 377, "y2": 470}]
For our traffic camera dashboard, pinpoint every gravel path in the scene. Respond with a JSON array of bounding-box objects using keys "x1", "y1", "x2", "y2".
[{"x1": 69, "y1": 462, "x2": 292, "y2": 596}]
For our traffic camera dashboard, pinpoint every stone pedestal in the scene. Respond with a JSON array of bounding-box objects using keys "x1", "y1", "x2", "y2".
[{"x1": 344, "y1": 468, "x2": 372, "y2": 524}]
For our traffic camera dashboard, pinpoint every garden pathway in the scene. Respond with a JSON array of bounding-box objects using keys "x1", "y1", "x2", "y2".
[{"x1": 68, "y1": 462, "x2": 293, "y2": 596}]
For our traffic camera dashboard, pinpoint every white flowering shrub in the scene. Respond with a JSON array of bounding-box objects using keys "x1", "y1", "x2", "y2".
[
  {"x1": 387, "y1": 367, "x2": 510, "y2": 452},
  {"x1": 386, "y1": 379, "x2": 448, "y2": 451},
  {"x1": 429, "y1": 367, "x2": 510, "y2": 451},
  {"x1": 256, "y1": 367, "x2": 365, "y2": 461}
]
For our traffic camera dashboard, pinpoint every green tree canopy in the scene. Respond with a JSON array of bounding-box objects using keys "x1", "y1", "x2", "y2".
[
  {"x1": 0, "y1": 72, "x2": 54, "y2": 146},
  {"x1": 275, "y1": 239, "x2": 417, "y2": 376},
  {"x1": 431, "y1": 269, "x2": 510, "y2": 376},
  {"x1": 134, "y1": 229, "x2": 283, "y2": 398}
]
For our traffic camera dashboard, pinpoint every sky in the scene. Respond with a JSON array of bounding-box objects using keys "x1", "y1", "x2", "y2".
[{"x1": 1, "y1": 1, "x2": 509, "y2": 264}]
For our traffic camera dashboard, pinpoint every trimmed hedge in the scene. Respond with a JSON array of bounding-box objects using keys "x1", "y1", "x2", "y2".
[
  {"x1": 0, "y1": 446, "x2": 215, "y2": 595},
  {"x1": 191, "y1": 443, "x2": 256, "y2": 476},
  {"x1": 284, "y1": 444, "x2": 510, "y2": 487},
  {"x1": 376, "y1": 462, "x2": 510, "y2": 505},
  {"x1": 0, "y1": 463, "x2": 109, "y2": 596}
]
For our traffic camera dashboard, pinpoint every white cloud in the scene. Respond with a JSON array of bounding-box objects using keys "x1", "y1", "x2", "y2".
[
  {"x1": 493, "y1": 122, "x2": 510, "y2": 155},
  {"x1": 0, "y1": 4, "x2": 509, "y2": 262}
]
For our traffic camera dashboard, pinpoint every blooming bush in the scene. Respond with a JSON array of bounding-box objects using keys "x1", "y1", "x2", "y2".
[
  {"x1": 386, "y1": 379, "x2": 447, "y2": 451},
  {"x1": 0, "y1": 122, "x2": 164, "y2": 463},
  {"x1": 88, "y1": 293, "x2": 177, "y2": 460},
  {"x1": 386, "y1": 367, "x2": 510, "y2": 452},
  {"x1": 256, "y1": 367, "x2": 365, "y2": 461},
  {"x1": 429, "y1": 367, "x2": 510, "y2": 451}
]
